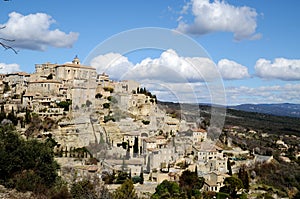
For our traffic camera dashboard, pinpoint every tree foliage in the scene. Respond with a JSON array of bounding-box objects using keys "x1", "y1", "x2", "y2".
[
  {"x1": 113, "y1": 179, "x2": 138, "y2": 199},
  {"x1": 238, "y1": 166, "x2": 249, "y2": 190},
  {"x1": 71, "y1": 179, "x2": 97, "y2": 199},
  {"x1": 133, "y1": 136, "x2": 139, "y2": 156},
  {"x1": 179, "y1": 170, "x2": 204, "y2": 199},
  {"x1": 0, "y1": 124, "x2": 59, "y2": 193},
  {"x1": 219, "y1": 176, "x2": 243, "y2": 198},
  {"x1": 151, "y1": 180, "x2": 183, "y2": 199},
  {"x1": 57, "y1": 100, "x2": 72, "y2": 111}
]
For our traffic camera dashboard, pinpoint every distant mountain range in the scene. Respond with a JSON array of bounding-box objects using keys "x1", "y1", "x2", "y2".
[{"x1": 228, "y1": 103, "x2": 300, "y2": 118}]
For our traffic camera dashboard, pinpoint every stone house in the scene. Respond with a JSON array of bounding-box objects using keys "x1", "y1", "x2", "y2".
[
  {"x1": 192, "y1": 128, "x2": 207, "y2": 143},
  {"x1": 202, "y1": 172, "x2": 230, "y2": 192}
]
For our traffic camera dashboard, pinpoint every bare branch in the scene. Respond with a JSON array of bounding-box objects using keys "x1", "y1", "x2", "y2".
[
  {"x1": 0, "y1": 37, "x2": 15, "y2": 42},
  {"x1": 0, "y1": 26, "x2": 18, "y2": 54},
  {"x1": 0, "y1": 40, "x2": 18, "y2": 54}
]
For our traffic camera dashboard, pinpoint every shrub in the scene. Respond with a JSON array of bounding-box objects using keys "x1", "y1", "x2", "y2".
[
  {"x1": 71, "y1": 180, "x2": 97, "y2": 199},
  {"x1": 95, "y1": 93, "x2": 103, "y2": 99},
  {"x1": 103, "y1": 87, "x2": 114, "y2": 93},
  {"x1": 142, "y1": 120, "x2": 150, "y2": 125},
  {"x1": 103, "y1": 103, "x2": 110, "y2": 109}
]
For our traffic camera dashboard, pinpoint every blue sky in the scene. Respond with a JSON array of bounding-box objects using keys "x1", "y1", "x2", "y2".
[{"x1": 0, "y1": 0, "x2": 299, "y2": 105}]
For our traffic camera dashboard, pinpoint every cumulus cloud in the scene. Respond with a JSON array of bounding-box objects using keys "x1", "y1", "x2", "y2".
[
  {"x1": 0, "y1": 63, "x2": 20, "y2": 74},
  {"x1": 217, "y1": 59, "x2": 250, "y2": 80},
  {"x1": 255, "y1": 58, "x2": 300, "y2": 81},
  {"x1": 0, "y1": 12, "x2": 79, "y2": 51},
  {"x1": 125, "y1": 49, "x2": 220, "y2": 83},
  {"x1": 226, "y1": 84, "x2": 300, "y2": 105},
  {"x1": 176, "y1": 0, "x2": 260, "y2": 40},
  {"x1": 90, "y1": 50, "x2": 250, "y2": 83},
  {"x1": 90, "y1": 49, "x2": 221, "y2": 83},
  {"x1": 90, "y1": 53, "x2": 134, "y2": 80}
]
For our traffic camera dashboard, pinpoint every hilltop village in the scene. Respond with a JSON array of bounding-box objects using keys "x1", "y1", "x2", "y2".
[{"x1": 0, "y1": 57, "x2": 299, "y2": 199}]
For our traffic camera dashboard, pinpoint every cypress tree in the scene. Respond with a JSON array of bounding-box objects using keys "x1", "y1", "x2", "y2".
[
  {"x1": 133, "y1": 137, "x2": 139, "y2": 156},
  {"x1": 227, "y1": 159, "x2": 232, "y2": 176},
  {"x1": 139, "y1": 167, "x2": 144, "y2": 184},
  {"x1": 238, "y1": 166, "x2": 249, "y2": 190}
]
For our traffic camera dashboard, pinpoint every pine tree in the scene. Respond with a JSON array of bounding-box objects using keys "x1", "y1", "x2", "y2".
[{"x1": 113, "y1": 179, "x2": 138, "y2": 199}]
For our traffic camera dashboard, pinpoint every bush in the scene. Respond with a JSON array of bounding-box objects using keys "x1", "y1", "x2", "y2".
[
  {"x1": 104, "y1": 115, "x2": 115, "y2": 123},
  {"x1": 131, "y1": 176, "x2": 142, "y2": 184},
  {"x1": 104, "y1": 87, "x2": 114, "y2": 93},
  {"x1": 113, "y1": 179, "x2": 137, "y2": 199},
  {"x1": 95, "y1": 93, "x2": 103, "y2": 99},
  {"x1": 14, "y1": 170, "x2": 44, "y2": 193},
  {"x1": 57, "y1": 101, "x2": 72, "y2": 111},
  {"x1": 71, "y1": 180, "x2": 97, "y2": 199},
  {"x1": 103, "y1": 103, "x2": 110, "y2": 109},
  {"x1": 142, "y1": 120, "x2": 150, "y2": 125}
]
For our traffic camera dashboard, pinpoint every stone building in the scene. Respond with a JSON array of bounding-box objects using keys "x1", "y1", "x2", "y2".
[
  {"x1": 24, "y1": 56, "x2": 97, "y2": 111},
  {"x1": 3, "y1": 72, "x2": 30, "y2": 96},
  {"x1": 192, "y1": 128, "x2": 207, "y2": 144},
  {"x1": 202, "y1": 172, "x2": 230, "y2": 192}
]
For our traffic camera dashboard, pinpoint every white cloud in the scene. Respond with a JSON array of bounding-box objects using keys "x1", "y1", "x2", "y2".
[
  {"x1": 125, "y1": 49, "x2": 220, "y2": 83},
  {"x1": 90, "y1": 53, "x2": 133, "y2": 80},
  {"x1": 90, "y1": 49, "x2": 215, "y2": 83},
  {"x1": 0, "y1": 12, "x2": 79, "y2": 51},
  {"x1": 217, "y1": 59, "x2": 250, "y2": 80},
  {"x1": 176, "y1": 0, "x2": 260, "y2": 40},
  {"x1": 0, "y1": 63, "x2": 20, "y2": 74},
  {"x1": 144, "y1": 82, "x2": 300, "y2": 105},
  {"x1": 255, "y1": 58, "x2": 300, "y2": 81},
  {"x1": 180, "y1": 2, "x2": 192, "y2": 14},
  {"x1": 226, "y1": 84, "x2": 300, "y2": 105},
  {"x1": 91, "y1": 50, "x2": 251, "y2": 84}
]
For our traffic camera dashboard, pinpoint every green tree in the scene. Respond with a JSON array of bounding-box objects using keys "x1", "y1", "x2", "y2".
[
  {"x1": 139, "y1": 167, "x2": 144, "y2": 184},
  {"x1": 293, "y1": 191, "x2": 300, "y2": 199},
  {"x1": 0, "y1": 124, "x2": 59, "y2": 193},
  {"x1": 95, "y1": 93, "x2": 103, "y2": 99},
  {"x1": 57, "y1": 100, "x2": 72, "y2": 111},
  {"x1": 71, "y1": 179, "x2": 97, "y2": 199},
  {"x1": 151, "y1": 180, "x2": 183, "y2": 199},
  {"x1": 103, "y1": 103, "x2": 110, "y2": 109},
  {"x1": 227, "y1": 159, "x2": 232, "y2": 176},
  {"x1": 113, "y1": 179, "x2": 138, "y2": 199},
  {"x1": 115, "y1": 171, "x2": 130, "y2": 184},
  {"x1": 179, "y1": 170, "x2": 204, "y2": 199},
  {"x1": 3, "y1": 82, "x2": 10, "y2": 93},
  {"x1": 238, "y1": 166, "x2": 249, "y2": 190},
  {"x1": 133, "y1": 136, "x2": 139, "y2": 156},
  {"x1": 7, "y1": 107, "x2": 18, "y2": 125},
  {"x1": 219, "y1": 177, "x2": 243, "y2": 198},
  {"x1": 25, "y1": 107, "x2": 31, "y2": 124},
  {"x1": 104, "y1": 87, "x2": 114, "y2": 93},
  {"x1": 86, "y1": 99, "x2": 92, "y2": 107},
  {"x1": 0, "y1": 105, "x2": 6, "y2": 122}
]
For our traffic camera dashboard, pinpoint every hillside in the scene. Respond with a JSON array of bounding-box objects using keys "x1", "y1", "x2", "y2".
[
  {"x1": 229, "y1": 103, "x2": 300, "y2": 118},
  {"x1": 157, "y1": 101, "x2": 300, "y2": 136}
]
